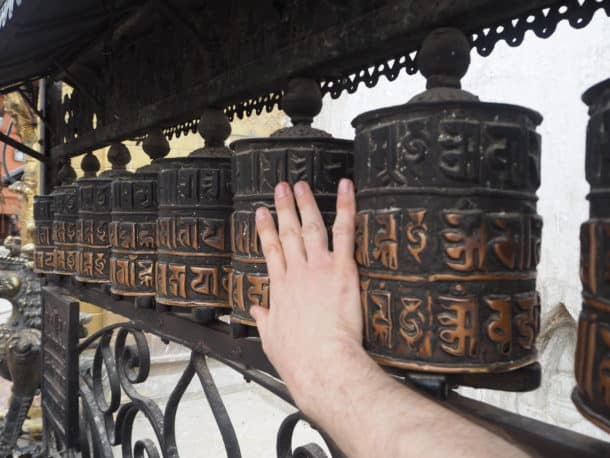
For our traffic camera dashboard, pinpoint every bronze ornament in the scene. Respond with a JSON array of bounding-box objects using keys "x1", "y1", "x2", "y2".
[
  {"x1": 51, "y1": 163, "x2": 79, "y2": 276},
  {"x1": 155, "y1": 110, "x2": 232, "y2": 313},
  {"x1": 573, "y1": 77, "x2": 610, "y2": 434},
  {"x1": 229, "y1": 78, "x2": 353, "y2": 332},
  {"x1": 352, "y1": 28, "x2": 543, "y2": 380},
  {"x1": 109, "y1": 130, "x2": 171, "y2": 298},
  {"x1": 76, "y1": 146, "x2": 131, "y2": 284}
]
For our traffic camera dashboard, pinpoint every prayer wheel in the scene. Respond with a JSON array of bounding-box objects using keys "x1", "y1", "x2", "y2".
[
  {"x1": 109, "y1": 130, "x2": 170, "y2": 298},
  {"x1": 230, "y1": 78, "x2": 353, "y2": 332},
  {"x1": 51, "y1": 163, "x2": 79, "y2": 275},
  {"x1": 33, "y1": 195, "x2": 55, "y2": 274},
  {"x1": 155, "y1": 110, "x2": 232, "y2": 313},
  {"x1": 573, "y1": 78, "x2": 610, "y2": 433},
  {"x1": 76, "y1": 145, "x2": 131, "y2": 284},
  {"x1": 352, "y1": 29, "x2": 542, "y2": 383}
]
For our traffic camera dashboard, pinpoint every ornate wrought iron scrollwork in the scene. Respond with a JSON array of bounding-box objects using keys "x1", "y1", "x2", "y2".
[
  {"x1": 276, "y1": 412, "x2": 346, "y2": 458},
  {"x1": 77, "y1": 324, "x2": 241, "y2": 458}
]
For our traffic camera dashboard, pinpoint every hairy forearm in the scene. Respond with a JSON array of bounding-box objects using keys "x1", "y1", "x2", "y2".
[{"x1": 287, "y1": 340, "x2": 530, "y2": 458}]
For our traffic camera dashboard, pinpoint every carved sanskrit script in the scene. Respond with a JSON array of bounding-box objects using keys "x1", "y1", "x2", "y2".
[{"x1": 361, "y1": 280, "x2": 540, "y2": 363}]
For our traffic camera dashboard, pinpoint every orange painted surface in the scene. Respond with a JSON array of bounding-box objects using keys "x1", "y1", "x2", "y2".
[{"x1": 0, "y1": 95, "x2": 25, "y2": 219}]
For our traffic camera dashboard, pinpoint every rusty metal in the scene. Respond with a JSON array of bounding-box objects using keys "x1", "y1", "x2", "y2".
[
  {"x1": 229, "y1": 78, "x2": 353, "y2": 332},
  {"x1": 573, "y1": 77, "x2": 610, "y2": 434},
  {"x1": 76, "y1": 145, "x2": 131, "y2": 284},
  {"x1": 352, "y1": 29, "x2": 542, "y2": 384},
  {"x1": 109, "y1": 130, "x2": 170, "y2": 298},
  {"x1": 155, "y1": 110, "x2": 232, "y2": 313}
]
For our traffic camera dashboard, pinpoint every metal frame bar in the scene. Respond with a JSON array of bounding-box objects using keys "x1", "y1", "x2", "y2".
[
  {"x1": 0, "y1": 131, "x2": 46, "y2": 162},
  {"x1": 47, "y1": 283, "x2": 610, "y2": 457}
]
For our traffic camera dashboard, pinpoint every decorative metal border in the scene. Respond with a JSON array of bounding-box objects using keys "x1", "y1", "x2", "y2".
[
  {"x1": 219, "y1": 0, "x2": 610, "y2": 128},
  {"x1": 74, "y1": 322, "x2": 342, "y2": 458}
]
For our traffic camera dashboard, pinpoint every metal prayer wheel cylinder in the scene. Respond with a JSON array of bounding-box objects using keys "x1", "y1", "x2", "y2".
[
  {"x1": 33, "y1": 195, "x2": 55, "y2": 274},
  {"x1": 51, "y1": 164, "x2": 79, "y2": 275},
  {"x1": 230, "y1": 78, "x2": 353, "y2": 327},
  {"x1": 573, "y1": 78, "x2": 610, "y2": 433},
  {"x1": 109, "y1": 131, "x2": 170, "y2": 297},
  {"x1": 155, "y1": 111, "x2": 233, "y2": 310},
  {"x1": 109, "y1": 175, "x2": 158, "y2": 296},
  {"x1": 52, "y1": 185, "x2": 79, "y2": 275},
  {"x1": 352, "y1": 29, "x2": 542, "y2": 377},
  {"x1": 76, "y1": 146, "x2": 131, "y2": 284}
]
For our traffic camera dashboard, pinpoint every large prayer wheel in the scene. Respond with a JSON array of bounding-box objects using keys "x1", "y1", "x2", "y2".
[
  {"x1": 33, "y1": 195, "x2": 55, "y2": 274},
  {"x1": 52, "y1": 164, "x2": 79, "y2": 275},
  {"x1": 230, "y1": 78, "x2": 353, "y2": 330},
  {"x1": 155, "y1": 111, "x2": 232, "y2": 312},
  {"x1": 109, "y1": 131, "x2": 170, "y2": 297},
  {"x1": 76, "y1": 145, "x2": 131, "y2": 284},
  {"x1": 352, "y1": 29, "x2": 542, "y2": 381},
  {"x1": 573, "y1": 78, "x2": 610, "y2": 433}
]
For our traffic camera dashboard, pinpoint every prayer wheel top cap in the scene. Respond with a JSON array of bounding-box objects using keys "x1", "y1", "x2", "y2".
[
  {"x1": 582, "y1": 77, "x2": 610, "y2": 114},
  {"x1": 189, "y1": 108, "x2": 232, "y2": 158},
  {"x1": 99, "y1": 142, "x2": 132, "y2": 178},
  {"x1": 352, "y1": 27, "x2": 542, "y2": 127},
  {"x1": 80, "y1": 151, "x2": 100, "y2": 178},
  {"x1": 137, "y1": 129, "x2": 171, "y2": 173},
  {"x1": 410, "y1": 27, "x2": 478, "y2": 104},
  {"x1": 56, "y1": 162, "x2": 76, "y2": 185},
  {"x1": 271, "y1": 77, "x2": 332, "y2": 139}
]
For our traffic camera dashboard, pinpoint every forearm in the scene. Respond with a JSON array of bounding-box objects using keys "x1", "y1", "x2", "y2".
[{"x1": 287, "y1": 340, "x2": 530, "y2": 458}]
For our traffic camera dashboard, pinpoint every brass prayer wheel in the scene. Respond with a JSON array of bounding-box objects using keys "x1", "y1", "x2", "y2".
[
  {"x1": 76, "y1": 146, "x2": 131, "y2": 284},
  {"x1": 33, "y1": 194, "x2": 55, "y2": 274},
  {"x1": 51, "y1": 163, "x2": 79, "y2": 275},
  {"x1": 573, "y1": 78, "x2": 610, "y2": 433},
  {"x1": 109, "y1": 130, "x2": 170, "y2": 297},
  {"x1": 352, "y1": 29, "x2": 542, "y2": 380},
  {"x1": 155, "y1": 110, "x2": 232, "y2": 312},
  {"x1": 230, "y1": 78, "x2": 353, "y2": 329}
]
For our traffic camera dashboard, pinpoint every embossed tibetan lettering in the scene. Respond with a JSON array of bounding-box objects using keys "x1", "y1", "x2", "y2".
[
  {"x1": 353, "y1": 28, "x2": 542, "y2": 384},
  {"x1": 155, "y1": 111, "x2": 232, "y2": 310},
  {"x1": 573, "y1": 77, "x2": 610, "y2": 433},
  {"x1": 77, "y1": 145, "x2": 131, "y2": 284},
  {"x1": 230, "y1": 78, "x2": 353, "y2": 329}
]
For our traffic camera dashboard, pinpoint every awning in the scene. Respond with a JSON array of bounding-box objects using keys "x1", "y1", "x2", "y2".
[{"x1": 0, "y1": 0, "x2": 136, "y2": 91}]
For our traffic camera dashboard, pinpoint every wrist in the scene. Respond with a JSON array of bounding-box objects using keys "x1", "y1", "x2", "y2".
[{"x1": 287, "y1": 337, "x2": 377, "y2": 418}]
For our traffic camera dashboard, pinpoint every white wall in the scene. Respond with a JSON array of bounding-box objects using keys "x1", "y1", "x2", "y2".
[{"x1": 313, "y1": 13, "x2": 610, "y2": 440}]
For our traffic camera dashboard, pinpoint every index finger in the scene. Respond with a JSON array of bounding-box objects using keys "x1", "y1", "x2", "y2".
[
  {"x1": 332, "y1": 179, "x2": 357, "y2": 261},
  {"x1": 255, "y1": 207, "x2": 286, "y2": 280}
]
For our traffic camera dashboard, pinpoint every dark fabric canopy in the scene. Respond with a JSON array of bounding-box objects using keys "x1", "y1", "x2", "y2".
[{"x1": 0, "y1": 0, "x2": 134, "y2": 91}]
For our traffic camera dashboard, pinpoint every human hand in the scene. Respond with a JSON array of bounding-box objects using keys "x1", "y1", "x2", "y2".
[{"x1": 250, "y1": 179, "x2": 363, "y2": 413}]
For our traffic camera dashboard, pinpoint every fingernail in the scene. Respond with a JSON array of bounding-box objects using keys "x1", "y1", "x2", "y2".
[
  {"x1": 275, "y1": 182, "x2": 288, "y2": 199},
  {"x1": 256, "y1": 207, "x2": 268, "y2": 220},
  {"x1": 294, "y1": 181, "x2": 307, "y2": 197},
  {"x1": 338, "y1": 179, "x2": 352, "y2": 194}
]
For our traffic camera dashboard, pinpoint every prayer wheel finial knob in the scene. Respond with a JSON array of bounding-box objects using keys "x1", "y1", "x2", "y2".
[
  {"x1": 142, "y1": 129, "x2": 170, "y2": 162},
  {"x1": 198, "y1": 108, "x2": 231, "y2": 148},
  {"x1": 81, "y1": 151, "x2": 100, "y2": 178},
  {"x1": 418, "y1": 27, "x2": 470, "y2": 90},
  {"x1": 410, "y1": 28, "x2": 477, "y2": 103},
  {"x1": 57, "y1": 161, "x2": 76, "y2": 185},
  {"x1": 107, "y1": 142, "x2": 131, "y2": 171},
  {"x1": 282, "y1": 78, "x2": 322, "y2": 126}
]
